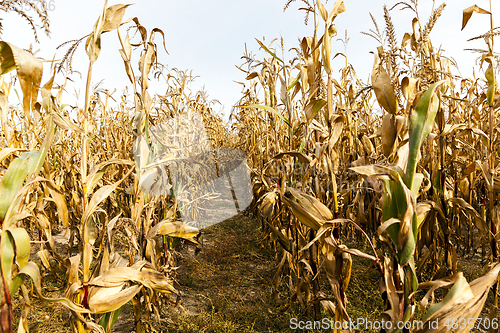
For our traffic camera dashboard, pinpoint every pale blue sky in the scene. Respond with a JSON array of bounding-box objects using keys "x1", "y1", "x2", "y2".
[{"x1": 1, "y1": 0, "x2": 497, "y2": 118}]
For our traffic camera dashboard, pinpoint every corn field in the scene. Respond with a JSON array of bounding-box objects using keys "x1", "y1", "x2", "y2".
[{"x1": 0, "y1": 0, "x2": 499, "y2": 332}]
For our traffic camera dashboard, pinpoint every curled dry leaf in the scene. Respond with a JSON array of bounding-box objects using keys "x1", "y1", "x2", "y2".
[
  {"x1": 371, "y1": 52, "x2": 398, "y2": 114},
  {"x1": 461, "y1": 5, "x2": 491, "y2": 31},
  {"x1": 0, "y1": 41, "x2": 43, "y2": 123}
]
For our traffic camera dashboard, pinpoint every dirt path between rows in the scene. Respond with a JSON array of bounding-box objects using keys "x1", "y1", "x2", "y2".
[
  {"x1": 111, "y1": 212, "x2": 296, "y2": 333},
  {"x1": 159, "y1": 212, "x2": 295, "y2": 332}
]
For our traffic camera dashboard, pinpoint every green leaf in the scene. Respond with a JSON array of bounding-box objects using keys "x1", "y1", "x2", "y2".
[
  {"x1": 0, "y1": 157, "x2": 29, "y2": 222},
  {"x1": 407, "y1": 258, "x2": 418, "y2": 292},
  {"x1": 3, "y1": 177, "x2": 50, "y2": 229},
  {"x1": 98, "y1": 306, "x2": 123, "y2": 332},
  {"x1": 9, "y1": 228, "x2": 30, "y2": 269},
  {"x1": 405, "y1": 81, "x2": 445, "y2": 189},
  {"x1": 1, "y1": 230, "x2": 15, "y2": 287},
  {"x1": 287, "y1": 74, "x2": 300, "y2": 92},
  {"x1": 22, "y1": 115, "x2": 55, "y2": 181},
  {"x1": 398, "y1": 213, "x2": 416, "y2": 265},
  {"x1": 304, "y1": 99, "x2": 326, "y2": 123},
  {"x1": 299, "y1": 138, "x2": 306, "y2": 152},
  {"x1": 0, "y1": 116, "x2": 55, "y2": 225},
  {"x1": 255, "y1": 38, "x2": 283, "y2": 63}
]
